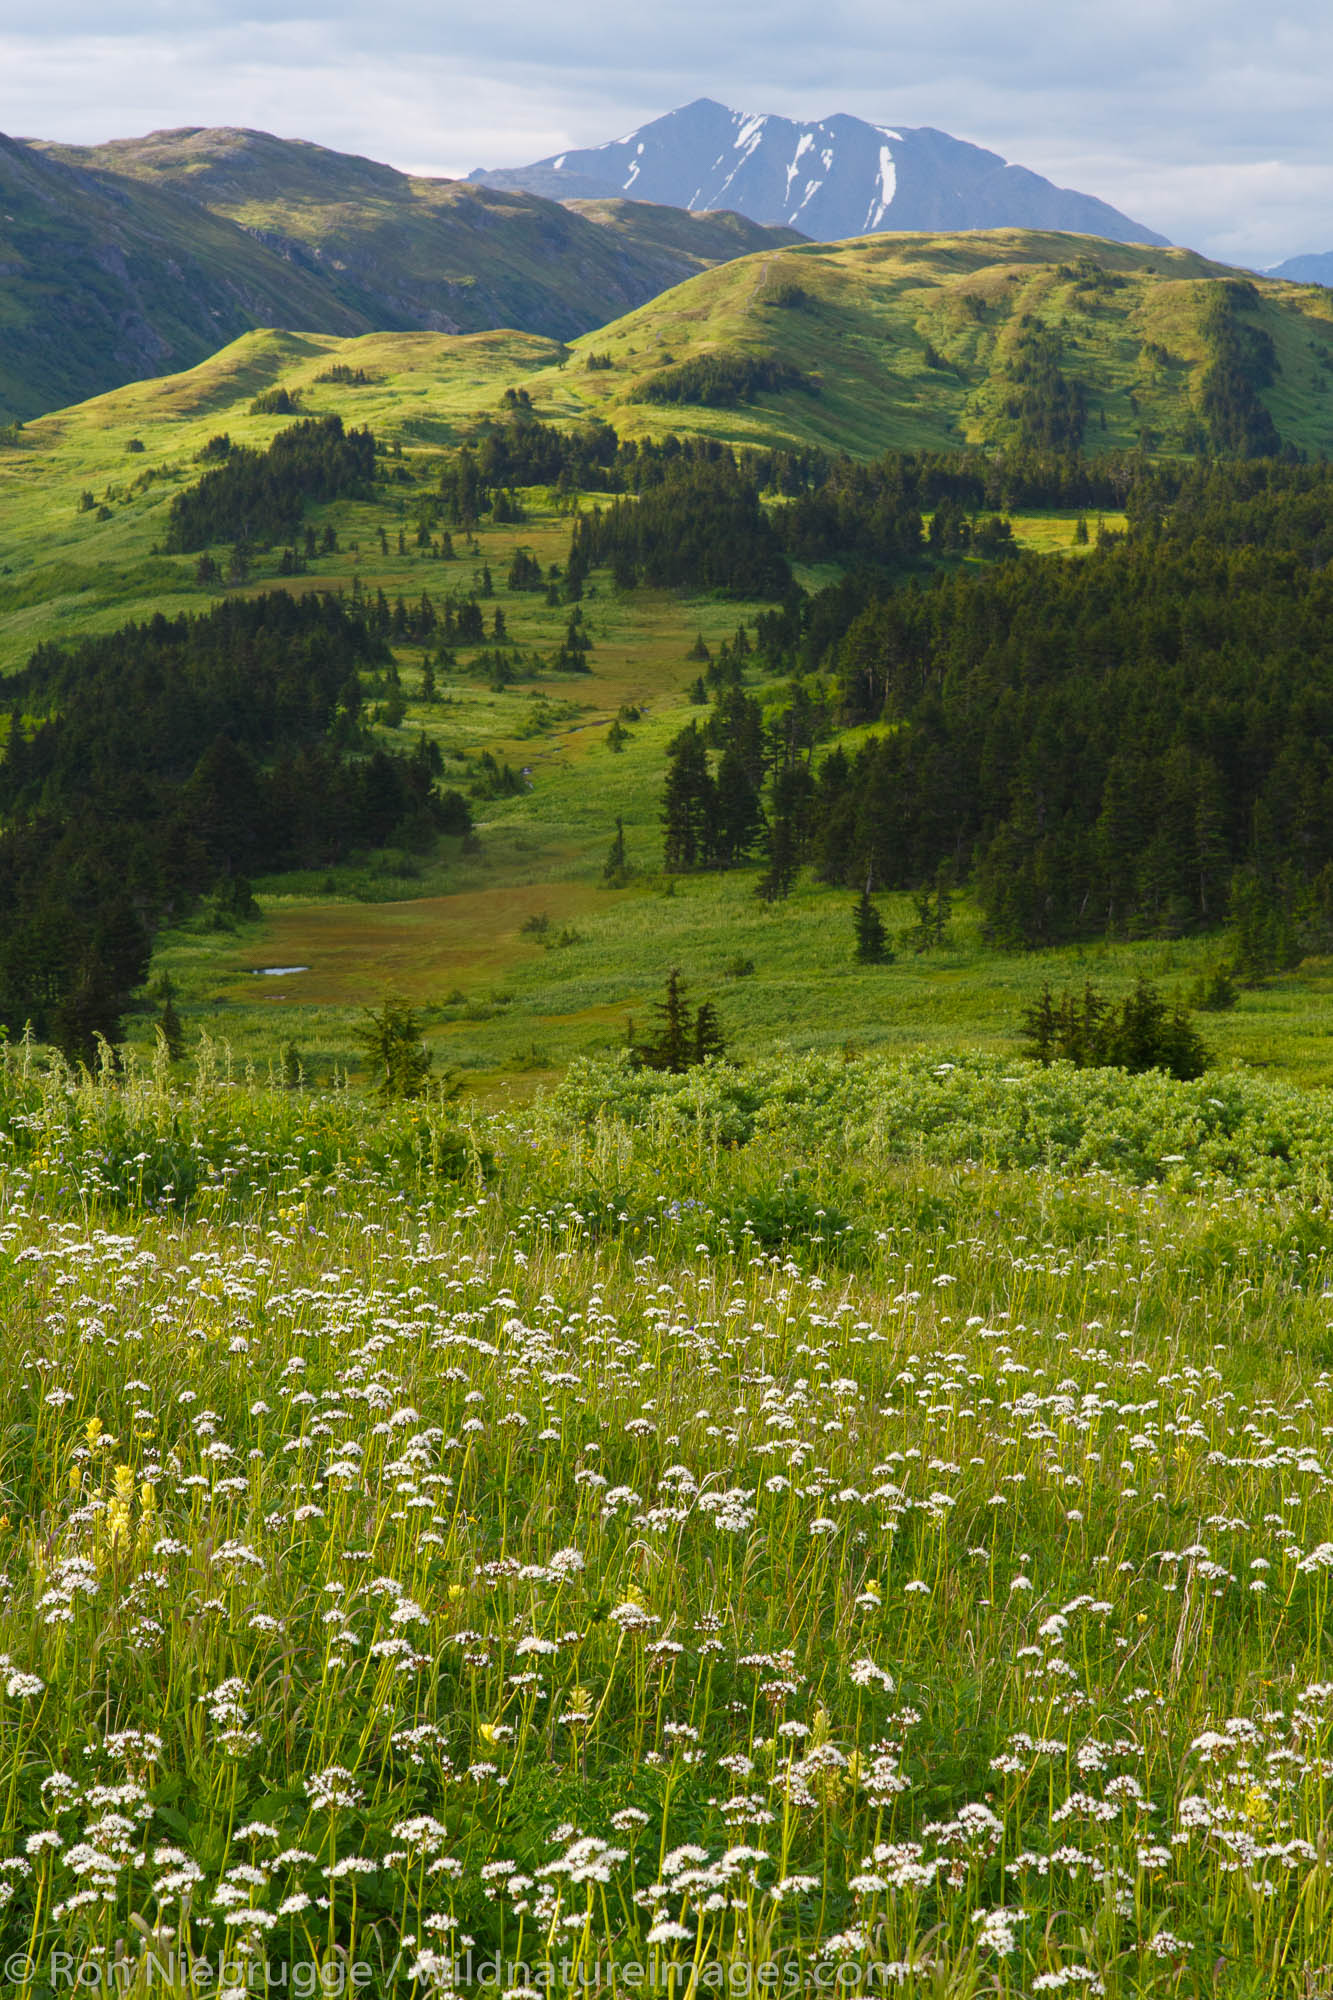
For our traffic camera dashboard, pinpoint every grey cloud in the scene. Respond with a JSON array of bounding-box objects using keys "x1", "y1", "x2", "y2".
[{"x1": 1, "y1": 0, "x2": 1330, "y2": 264}]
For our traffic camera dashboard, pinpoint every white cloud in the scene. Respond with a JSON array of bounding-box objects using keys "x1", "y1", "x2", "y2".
[{"x1": 1, "y1": 0, "x2": 1330, "y2": 263}]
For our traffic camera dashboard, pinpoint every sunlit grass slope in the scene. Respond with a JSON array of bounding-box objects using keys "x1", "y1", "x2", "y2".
[
  {"x1": 537, "y1": 232, "x2": 1333, "y2": 458},
  {"x1": 8, "y1": 227, "x2": 1333, "y2": 667},
  {"x1": 0, "y1": 328, "x2": 562, "y2": 665}
]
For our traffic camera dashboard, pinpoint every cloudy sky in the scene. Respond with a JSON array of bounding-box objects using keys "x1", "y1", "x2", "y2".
[{"x1": 2, "y1": 0, "x2": 1330, "y2": 267}]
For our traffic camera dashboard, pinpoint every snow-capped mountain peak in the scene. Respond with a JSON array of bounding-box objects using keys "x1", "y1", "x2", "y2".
[{"x1": 469, "y1": 97, "x2": 1166, "y2": 248}]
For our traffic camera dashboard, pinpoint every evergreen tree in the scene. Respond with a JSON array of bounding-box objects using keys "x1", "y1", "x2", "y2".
[
  {"x1": 756, "y1": 765, "x2": 812, "y2": 902},
  {"x1": 353, "y1": 998, "x2": 433, "y2": 1101},
  {"x1": 629, "y1": 971, "x2": 726, "y2": 1073},
  {"x1": 1229, "y1": 867, "x2": 1299, "y2": 983},
  {"x1": 157, "y1": 987, "x2": 186, "y2": 1062},
  {"x1": 853, "y1": 880, "x2": 891, "y2": 963},
  {"x1": 602, "y1": 818, "x2": 630, "y2": 887},
  {"x1": 711, "y1": 747, "x2": 764, "y2": 866},
  {"x1": 692, "y1": 1001, "x2": 726, "y2": 1065},
  {"x1": 662, "y1": 726, "x2": 716, "y2": 871},
  {"x1": 1019, "y1": 984, "x2": 1060, "y2": 1064},
  {"x1": 635, "y1": 969, "x2": 690, "y2": 1072}
]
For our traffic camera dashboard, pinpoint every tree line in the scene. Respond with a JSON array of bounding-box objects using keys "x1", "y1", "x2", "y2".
[
  {"x1": 628, "y1": 351, "x2": 816, "y2": 409},
  {"x1": 164, "y1": 415, "x2": 377, "y2": 552}
]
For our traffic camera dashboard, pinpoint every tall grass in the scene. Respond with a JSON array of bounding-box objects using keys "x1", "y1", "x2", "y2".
[{"x1": 0, "y1": 1049, "x2": 1331, "y2": 1992}]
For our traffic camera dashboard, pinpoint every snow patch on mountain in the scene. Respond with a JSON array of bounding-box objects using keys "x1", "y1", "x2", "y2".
[
  {"x1": 867, "y1": 144, "x2": 896, "y2": 229},
  {"x1": 785, "y1": 134, "x2": 814, "y2": 200}
]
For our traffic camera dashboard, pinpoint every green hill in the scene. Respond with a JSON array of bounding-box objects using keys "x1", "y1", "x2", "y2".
[
  {"x1": 0, "y1": 126, "x2": 803, "y2": 423},
  {"x1": 0, "y1": 324, "x2": 566, "y2": 666},
  {"x1": 10, "y1": 234, "x2": 1333, "y2": 1092},
  {"x1": 532, "y1": 230, "x2": 1333, "y2": 459},
  {"x1": 7, "y1": 227, "x2": 1333, "y2": 668}
]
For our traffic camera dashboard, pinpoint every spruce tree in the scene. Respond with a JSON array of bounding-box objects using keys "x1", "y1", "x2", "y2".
[
  {"x1": 630, "y1": 971, "x2": 726, "y2": 1073},
  {"x1": 1019, "y1": 984, "x2": 1059, "y2": 1064},
  {"x1": 692, "y1": 1001, "x2": 726, "y2": 1065},
  {"x1": 853, "y1": 881, "x2": 891, "y2": 963},
  {"x1": 602, "y1": 818, "x2": 630, "y2": 886},
  {"x1": 662, "y1": 726, "x2": 716, "y2": 871},
  {"x1": 353, "y1": 998, "x2": 432, "y2": 1101},
  {"x1": 635, "y1": 970, "x2": 691, "y2": 1072},
  {"x1": 157, "y1": 994, "x2": 186, "y2": 1063}
]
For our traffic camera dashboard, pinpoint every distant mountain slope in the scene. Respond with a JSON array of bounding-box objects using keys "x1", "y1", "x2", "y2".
[
  {"x1": 1267, "y1": 252, "x2": 1333, "y2": 286},
  {"x1": 470, "y1": 97, "x2": 1167, "y2": 247},
  {"x1": 0, "y1": 126, "x2": 802, "y2": 422},
  {"x1": 0, "y1": 134, "x2": 367, "y2": 425}
]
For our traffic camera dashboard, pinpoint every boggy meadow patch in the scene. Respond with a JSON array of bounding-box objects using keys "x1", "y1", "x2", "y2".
[{"x1": 0, "y1": 1054, "x2": 1331, "y2": 1992}]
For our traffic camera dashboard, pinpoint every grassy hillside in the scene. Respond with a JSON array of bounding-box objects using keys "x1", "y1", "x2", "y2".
[
  {"x1": 0, "y1": 125, "x2": 800, "y2": 422},
  {"x1": 7, "y1": 238, "x2": 1333, "y2": 1095},
  {"x1": 6, "y1": 227, "x2": 1333, "y2": 667},
  {"x1": 533, "y1": 231, "x2": 1333, "y2": 458},
  {"x1": 0, "y1": 326, "x2": 566, "y2": 664},
  {"x1": 6, "y1": 377, "x2": 1332, "y2": 1091},
  {"x1": 0, "y1": 134, "x2": 369, "y2": 426},
  {"x1": 5, "y1": 209, "x2": 1333, "y2": 1998}
]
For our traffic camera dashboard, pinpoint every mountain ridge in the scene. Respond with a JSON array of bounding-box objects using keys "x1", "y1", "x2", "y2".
[
  {"x1": 0, "y1": 126, "x2": 803, "y2": 422},
  {"x1": 470, "y1": 96, "x2": 1167, "y2": 248},
  {"x1": 1267, "y1": 251, "x2": 1333, "y2": 287}
]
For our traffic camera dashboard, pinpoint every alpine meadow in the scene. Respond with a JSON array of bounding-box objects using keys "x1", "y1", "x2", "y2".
[{"x1": 4, "y1": 86, "x2": 1333, "y2": 1997}]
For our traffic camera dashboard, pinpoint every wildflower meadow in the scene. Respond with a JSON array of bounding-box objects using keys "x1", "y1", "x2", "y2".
[{"x1": 0, "y1": 1042, "x2": 1332, "y2": 1995}]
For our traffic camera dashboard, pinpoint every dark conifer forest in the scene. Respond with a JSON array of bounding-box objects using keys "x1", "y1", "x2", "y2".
[
  {"x1": 0, "y1": 595, "x2": 466, "y2": 1057},
  {"x1": 648, "y1": 453, "x2": 1333, "y2": 959},
  {"x1": 164, "y1": 415, "x2": 377, "y2": 552}
]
